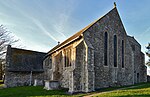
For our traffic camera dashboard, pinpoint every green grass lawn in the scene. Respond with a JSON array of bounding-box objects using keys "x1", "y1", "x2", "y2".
[
  {"x1": 0, "y1": 86, "x2": 77, "y2": 97},
  {"x1": 0, "y1": 83, "x2": 149, "y2": 97},
  {"x1": 92, "y1": 82, "x2": 150, "y2": 97},
  {"x1": 0, "y1": 86, "x2": 86, "y2": 97}
]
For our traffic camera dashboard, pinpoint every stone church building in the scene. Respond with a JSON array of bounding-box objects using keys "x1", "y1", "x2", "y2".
[{"x1": 4, "y1": 6, "x2": 147, "y2": 93}]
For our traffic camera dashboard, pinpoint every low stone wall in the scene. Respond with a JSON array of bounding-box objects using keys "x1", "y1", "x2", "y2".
[{"x1": 4, "y1": 71, "x2": 44, "y2": 87}]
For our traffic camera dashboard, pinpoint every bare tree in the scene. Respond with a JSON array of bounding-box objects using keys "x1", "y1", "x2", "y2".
[
  {"x1": 0, "y1": 25, "x2": 19, "y2": 80},
  {"x1": 146, "y1": 43, "x2": 150, "y2": 66}
]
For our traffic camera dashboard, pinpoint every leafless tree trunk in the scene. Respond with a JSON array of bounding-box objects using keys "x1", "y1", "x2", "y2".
[
  {"x1": 146, "y1": 43, "x2": 150, "y2": 69},
  {"x1": 0, "y1": 25, "x2": 19, "y2": 80}
]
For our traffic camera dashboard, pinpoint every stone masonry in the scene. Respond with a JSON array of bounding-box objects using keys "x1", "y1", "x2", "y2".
[
  {"x1": 5, "y1": 45, "x2": 46, "y2": 87},
  {"x1": 5, "y1": 6, "x2": 147, "y2": 93},
  {"x1": 43, "y1": 6, "x2": 147, "y2": 93}
]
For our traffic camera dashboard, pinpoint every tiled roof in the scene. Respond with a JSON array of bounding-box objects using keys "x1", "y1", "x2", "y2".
[
  {"x1": 48, "y1": 7, "x2": 116, "y2": 54},
  {"x1": 6, "y1": 46, "x2": 46, "y2": 72}
]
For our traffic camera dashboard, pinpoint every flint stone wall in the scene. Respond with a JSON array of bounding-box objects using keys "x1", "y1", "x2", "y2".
[
  {"x1": 43, "y1": 7, "x2": 146, "y2": 93},
  {"x1": 127, "y1": 36, "x2": 147, "y2": 83},
  {"x1": 4, "y1": 71, "x2": 44, "y2": 87},
  {"x1": 4, "y1": 45, "x2": 46, "y2": 87},
  {"x1": 83, "y1": 7, "x2": 134, "y2": 89}
]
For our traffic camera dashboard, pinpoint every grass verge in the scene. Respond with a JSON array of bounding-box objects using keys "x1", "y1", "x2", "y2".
[
  {"x1": 0, "y1": 82, "x2": 149, "y2": 97},
  {"x1": 91, "y1": 82, "x2": 150, "y2": 97},
  {"x1": 0, "y1": 86, "x2": 86, "y2": 97}
]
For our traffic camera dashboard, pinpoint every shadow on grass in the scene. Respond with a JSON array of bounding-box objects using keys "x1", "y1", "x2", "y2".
[
  {"x1": 0, "y1": 82, "x2": 150, "y2": 97},
  {"x1": 125, "y1": 82, "x2": 150, "y2": 90},
  {"x1": 0, "y1": 86, "x2": 76, "y2": 97},
  {"x1": 84, "y1": 82, "x2": 150, "y2": 97},
  {"x1": 114, "y1": 94, "x2": 150, "y2": 97}
]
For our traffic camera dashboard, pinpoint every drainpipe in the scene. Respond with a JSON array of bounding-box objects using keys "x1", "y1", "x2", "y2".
[{"x1": 29, "y1": 71, "x2": 32, "y2": 86}]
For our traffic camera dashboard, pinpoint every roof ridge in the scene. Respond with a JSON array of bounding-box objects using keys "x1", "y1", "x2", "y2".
[
  {"x1": 11, "y1": 47, "x2": 46, "y2": 54},
  {"x1": 48, "y1": 7, "x2": 117, "y2": 54}
]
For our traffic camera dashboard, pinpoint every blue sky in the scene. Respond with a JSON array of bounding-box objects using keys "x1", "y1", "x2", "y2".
[{"x1": 0, "y1": 0, "x2": 149, "y2": 62}]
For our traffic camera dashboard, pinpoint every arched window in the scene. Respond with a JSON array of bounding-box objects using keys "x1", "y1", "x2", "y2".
[
  {"x1": 104, "y1": 32, "x2": 108, "y2": 66},
  {"x1": 114, "y1": 35, "x2": 117, "y2": 67},
  {"x1": 122, "y1": 40, "x2": 124, "y2": 68}
]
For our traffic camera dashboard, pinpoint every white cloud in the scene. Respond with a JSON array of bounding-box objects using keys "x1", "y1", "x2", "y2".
[
  {"x1": 0, "y1": 0, "x2": 78, "y2": 51},
  {"x1": 30, "y1": 18, "x2": 58, "y2": 42},
  {"x1": 138, "y1": 27, "x2": 150, "y2": 39}
]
